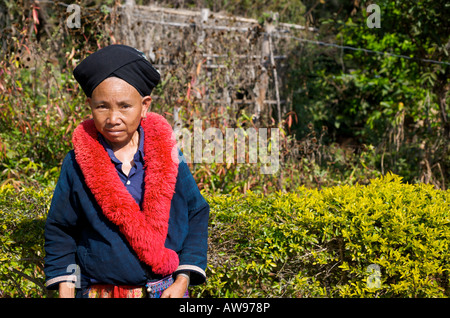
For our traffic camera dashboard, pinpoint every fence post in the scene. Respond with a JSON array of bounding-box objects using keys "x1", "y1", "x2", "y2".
[
  {"x1": 119, "y1": 0, "x2": 137, "y2": 48},
  {"x1": 253, "y1": 12, "x2": 277, "y2": 127},
  {"x1": 268, "y1": 13, "x2": 282, "y2": 125},
  {"x1": 198, "y1": 8, "x2": 210, "y2": 111}
]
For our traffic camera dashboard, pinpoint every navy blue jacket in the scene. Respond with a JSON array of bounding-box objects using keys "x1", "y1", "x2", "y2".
[{"x1": 44, "y1": 147, "x2": 209, "y2": 290}]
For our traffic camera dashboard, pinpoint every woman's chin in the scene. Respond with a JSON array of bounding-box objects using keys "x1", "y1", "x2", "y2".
[{"x1": 102, "y1": 132, "x2": 130, "y2": 148}]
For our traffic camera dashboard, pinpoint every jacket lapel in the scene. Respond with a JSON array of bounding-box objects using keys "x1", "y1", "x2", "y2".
[{"x1": 72, "y1": 112, "x2": 179, "y2": 276}]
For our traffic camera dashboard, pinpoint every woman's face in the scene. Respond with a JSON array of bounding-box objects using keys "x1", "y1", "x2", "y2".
[{"x1": 88, "y1": 77, "x2": 151, "y2": 149}]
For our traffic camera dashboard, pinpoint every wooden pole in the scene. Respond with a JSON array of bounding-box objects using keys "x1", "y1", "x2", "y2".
[
  {"x1": 268, "y1": 14, "x2": 281, "y2": 125},
  {"x1": 120, "y1": 0, "x2": 137, "y2": 47},
  {"x1": 198, "y1": 8, "x2": 210, "y2": 112},
  {"x1": 253, "y1": 19, "x2": 270, "y2": 127}
]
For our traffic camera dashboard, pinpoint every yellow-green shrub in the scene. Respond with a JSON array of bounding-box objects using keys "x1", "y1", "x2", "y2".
[
  {"x1": 1, "y1": 174, "x2": 449, "y2": 298},
  {"x1": 0, "y1": 185, "x2": 51, "y2": 297},
  {"x1": 193, "y1": 173, "x2": 450, "y2": 298}
]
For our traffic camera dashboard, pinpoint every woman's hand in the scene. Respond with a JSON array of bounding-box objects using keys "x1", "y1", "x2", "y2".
[
  {"x1": 160, "y1": 275, "x2": 189, "y2": 298},
  {"x1": 59, "y1": 282, "x2": 75, "y2": 298}
]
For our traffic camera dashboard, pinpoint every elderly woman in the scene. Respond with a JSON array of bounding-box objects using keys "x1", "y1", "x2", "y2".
[{"x1": 44, "y1": 45, "x2": 209, "y2": 298}]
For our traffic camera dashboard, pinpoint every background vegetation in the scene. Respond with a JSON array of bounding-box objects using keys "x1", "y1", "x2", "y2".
[
  {"x1": 2, "y1": 174, "x2": 449, "y2": 297},
  {"x1": 194, "y1": 174, "x2": 449, "y2": 298},
  {"x1": 0, "y1": 0, "x2": 448, "y2": 297}
]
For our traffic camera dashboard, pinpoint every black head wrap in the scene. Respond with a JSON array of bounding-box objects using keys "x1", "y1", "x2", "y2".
[{"x1": 73, "y1": 44, "x2": 160, "y2": 97}]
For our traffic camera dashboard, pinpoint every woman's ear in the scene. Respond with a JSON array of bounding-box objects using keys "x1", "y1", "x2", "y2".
[{"x1": 141, "y1": 96, "x2": 152, "y2": 117}]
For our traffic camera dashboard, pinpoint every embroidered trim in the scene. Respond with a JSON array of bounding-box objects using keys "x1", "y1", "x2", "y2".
[
  {"x1": 45, "y1": 275, "x2": 76, "y2": 287},
  {"x1": 87, "y1": 285, "x2": 145, "y2": 298},
  {"x1": 174, "y1": 264, "x2": 206, "y2": 278},
  {"x1": 72, "y1": 113, "x2": 179, "y2": 276}
]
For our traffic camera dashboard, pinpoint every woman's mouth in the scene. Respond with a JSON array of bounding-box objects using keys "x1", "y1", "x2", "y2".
[{"x1": 105, "y1": 130, "x2": 124, "y2": 136}]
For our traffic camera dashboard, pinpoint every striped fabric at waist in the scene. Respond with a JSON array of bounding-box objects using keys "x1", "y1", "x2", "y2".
[{"x1": 84, "y1": 275, "x2": 189, "y2": 298}]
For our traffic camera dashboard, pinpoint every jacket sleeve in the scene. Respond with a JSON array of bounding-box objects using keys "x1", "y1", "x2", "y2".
[
  {"x1": 172, "y1": 150, "x2": 210, "y2": 286},
  {"x1": 44, "y1": 151, "x2": 80, "y2": 290}
]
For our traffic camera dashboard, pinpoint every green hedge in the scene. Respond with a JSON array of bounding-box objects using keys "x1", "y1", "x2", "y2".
[
  {"x1": 192, "y1": 173, "x2": 450, "y2": 298},
  {"x1": 0, "y1": 185, "x2": 51, "y2": 297},
  {"x1": 1, "y1": 174, "x2": 449, "y2": 298}
]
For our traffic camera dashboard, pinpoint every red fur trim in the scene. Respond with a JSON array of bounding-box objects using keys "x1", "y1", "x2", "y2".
[{"x1": 72, "y1": 113, "x2": 179, "y2": 276}]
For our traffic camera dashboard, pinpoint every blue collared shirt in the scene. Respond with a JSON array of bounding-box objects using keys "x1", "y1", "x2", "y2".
[
  {"x1": 44, "y1": 127, "x2": 209, "y2": 290},
  {"x1": 98, "y1": 126, "x2": 145, "y2": 207}
]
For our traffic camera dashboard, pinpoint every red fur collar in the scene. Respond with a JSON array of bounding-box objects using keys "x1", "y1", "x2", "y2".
[{"x1": 72, "y1": 113, "x2": 179, "y2": 276}]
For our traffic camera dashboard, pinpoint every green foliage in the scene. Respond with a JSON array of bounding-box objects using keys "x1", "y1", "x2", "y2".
[
  {"x1": 1, "y1": 174, "x2": 449, "y2": 298},
  {"x1": 0, "y1": 184, "x2": 52, "y2": 298},
  {"x1": 0, "y1": 63, "x2": 86, "y2": 182},
  {"x1": 0, "y1": 0, "x2": 114, "y2": 188},
  {"x1": 1, "y1": 0, "x2": 449, "y2": 298},
  {"x1": 286, "y1": 0, "x2": 449, "y2": 188},
  {"x1": 192, "y1": 173, "x2": 450, "y2": 298}
]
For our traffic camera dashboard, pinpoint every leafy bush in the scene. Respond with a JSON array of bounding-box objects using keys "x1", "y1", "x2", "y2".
[
  {"x1": 0, "y1": 185, "x2": 52, "y2": 298},
  {"x1": 192, "y1": 173, "x2": 450, "y2": 298},
  {"x1": 0, "y1": 0, "x2": 116, "y2": 189},
  {"x1": 1, "y1": 174, "x2": 449, "y2": 298}
]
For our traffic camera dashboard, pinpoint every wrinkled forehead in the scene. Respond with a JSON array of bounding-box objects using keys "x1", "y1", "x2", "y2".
[{"x1": 89, "y1": 77, "x2": 142, "y2": 102}]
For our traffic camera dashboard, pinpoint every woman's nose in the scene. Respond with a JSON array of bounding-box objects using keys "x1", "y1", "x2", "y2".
[{"x1": 107, "y1": 110, "x2": 122, "y2": 125}]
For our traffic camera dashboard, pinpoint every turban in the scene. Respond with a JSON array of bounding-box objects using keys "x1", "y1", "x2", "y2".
[{"x1": 73, "y1": 44, "x2": 160, "y2": 97}]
